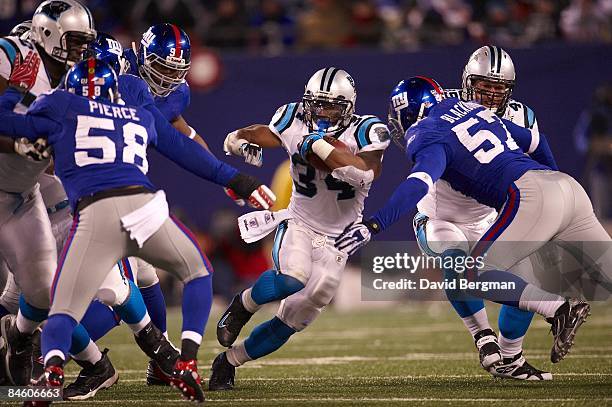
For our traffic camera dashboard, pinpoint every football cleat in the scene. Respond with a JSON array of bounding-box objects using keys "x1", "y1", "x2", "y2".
[
  {"x1": 31, "y1": 327, "x2": 44, "y2": 383},
  {"x1": 217, "y1": 293, "x2": 253, "y2": 347},
  {"x1": 146, "y1": 359, "x2": 173, "y2": 386},
  {"x1": 208, "y1": 352, "x2": 235, "y2": 391},
  {"x1": 490, "y1": 352, "x2": 552, "y2": 380},
  {"x1": 64, "y1": 348, "x2": 118, "y2": 400},
  {"x1": 23, "y1": 364, "x2": 64, "y2": 407},
  {"x1": 1, "y1": 314, "x2": 33, "y2": 385},
  {"x1": 169, "y1": 358, "x2": 204, "y2": 402},
  {"x1": 134, "y1": 322, "x2": 179, "y2": 377},
  {"x1": 474, "y1": 329, "x2": 502, "y2": 369},
  {"x1": 547, "y1": 299, "x2": 591, "y2": 363}
]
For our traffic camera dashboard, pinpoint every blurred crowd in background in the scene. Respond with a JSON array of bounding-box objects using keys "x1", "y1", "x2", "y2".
[{"x1": 2, "y1": 0, "x2": 612, "y2": 55}]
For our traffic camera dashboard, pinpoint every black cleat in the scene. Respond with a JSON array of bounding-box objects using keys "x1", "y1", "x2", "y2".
[
  {"x1": 64, "y1": 349, "x2": 118, "y2": 400},
  {"x1": 169, "y1": 358, "x2": 204, "y2": 402},
  {"x1": 217, "y1": 293, "x2": 253, "y2": 347},
  {"x1": 146, "y1": 359, "x2": 172, "y2": 386},
  {"x1": 31, "y1": 327, "x2": 44, "y2": 384},
  {"x1": 474, "y1": 329, "x2": 502, "y2": 370},
  {"x1": 547, "y1": 299, "x2": 591, "y2": 363},
  {"x1": 209, "y1": 352, "x2": 235, "y2": 391},
  {"x1": 1, "y1": 315, "x2": 33, "y2": 385},
  {"x1": 134, "y1": 322, "x2": 179, "y2": 377},
  {"x1": 490, "y1": 352, "x2": 552, "y2": 380}
]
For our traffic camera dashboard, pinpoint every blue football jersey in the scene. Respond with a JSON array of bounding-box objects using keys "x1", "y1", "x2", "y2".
[
  {"x1": 24, "y1": 90, "x2": 158, "y2": 208},
  {"x1": 406, "y1": 98, "x2": 549, "y2": 210},
  {"x1": 123, "y1": 48, "x2": 190, "y2": 122}
]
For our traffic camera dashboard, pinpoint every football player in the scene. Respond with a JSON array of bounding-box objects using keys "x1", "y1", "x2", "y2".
[
  {"x1": 0, "y1": 0, "x2": 96, "y2": 385},
  {"x1": 209, "y1": 67, "x2": 391, "y2": 390},
  {"x1": 0, "y1": 57, "x2": 275, "y2": 404},
  {"x1": 336, "y1": 76, "x2": 610, "y2": 364},
  {"x1": 411, "y1": 46, "x2": 552, "y2": 379}
]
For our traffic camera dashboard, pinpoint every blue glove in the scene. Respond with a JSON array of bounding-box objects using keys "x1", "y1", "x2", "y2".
[{"x1": 298, "y1": 132, "x2": 324, "y2": 161}]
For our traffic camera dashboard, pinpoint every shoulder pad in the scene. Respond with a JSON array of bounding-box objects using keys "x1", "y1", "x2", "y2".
[
  {"x1": 353, "y1": 115, "x2": 384, "y2": 149},
  {"x1": 271, "y1": 102, "x2": 300, "y2": 134}
]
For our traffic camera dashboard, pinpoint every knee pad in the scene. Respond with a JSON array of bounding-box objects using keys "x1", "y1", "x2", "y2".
[
  {"x1": 277, "y1": 298, "x2": 322, "y2": 332},
  {"x1": 97, "y1": 267, "x2": 129, "y2": 307},
  {"x1": 425, "y1": 220, "x2": 470, "y2": 255},
  {"x1": 251, "y1": 270, "x2": 305, "y2": 305},
  {"x1": 308, "y1": 273, "x2": 340, "y2": 308}
]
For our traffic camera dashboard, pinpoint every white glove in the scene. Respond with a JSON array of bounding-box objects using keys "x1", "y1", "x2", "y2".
[
  {"x1": 14, "y1": 137, "x2": 51, "y2": 161},
  {"x1": 334, "y1": 222, "x2": 372, "y2": 256},
  {"x1": 223, "y1": 130, "x2": 263, "y2": 167}
]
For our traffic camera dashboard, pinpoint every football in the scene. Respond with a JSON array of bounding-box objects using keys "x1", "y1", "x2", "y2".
[{"x1": 307, "y1": 136, "x2": 350, "y2": 172}]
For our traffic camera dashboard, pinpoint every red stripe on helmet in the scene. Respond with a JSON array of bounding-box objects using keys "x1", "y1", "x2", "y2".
[
  {"x1": 87, "y1": 57, "x2": 95, "y2": 100},
  {"x1": 416, "y1": 75, "x2": 443, "y2": 95},
  {"x1": 171, "y1": 24, "x2": 182, "y2": 58}
]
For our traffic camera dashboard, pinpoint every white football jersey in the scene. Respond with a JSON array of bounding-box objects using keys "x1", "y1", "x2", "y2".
[
  {"x1": 417, "y1": 89, "x2": 539, "y2": 224},
  {"x1": 0, "y1": 36, "x2": 52, "y2": 193},
  {"x1": 268, "y1": 102, "x2": 390, "y2": 236}
]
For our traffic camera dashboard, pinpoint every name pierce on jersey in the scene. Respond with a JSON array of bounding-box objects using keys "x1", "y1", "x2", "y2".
[{"x1": 89, "y1": 101, "x2": 141, "y2": 121}]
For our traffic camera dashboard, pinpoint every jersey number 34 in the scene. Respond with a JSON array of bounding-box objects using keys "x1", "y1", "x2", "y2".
[{"x1": 74, "y1": 115, "x2": 149, "y2": 173}]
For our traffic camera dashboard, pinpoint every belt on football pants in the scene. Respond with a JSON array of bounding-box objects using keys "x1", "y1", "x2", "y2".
[
  {"x1": 75, "y1": 186, "x2": 153, "y2": 214},
  {"x1": 47, "y1": 199, "x2": 70, "y2": 215}
]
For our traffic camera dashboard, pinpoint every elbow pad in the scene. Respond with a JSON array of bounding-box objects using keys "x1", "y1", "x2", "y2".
[{"x1": 331, "y1": 165, "x2": 374, "y2": 188}]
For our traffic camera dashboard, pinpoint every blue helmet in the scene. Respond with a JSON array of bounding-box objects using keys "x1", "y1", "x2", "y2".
[
  {"x1": 137, "y1": 23, "x2": 191, "y2": 97},
  {"x1": 64, "y1": 57, "x2": 118, "y2": 103},
  {"x1": 84, "y1": 32, "x2": 126, "y2": 75},
  {"x1": 388, "y1": 76, "x2": 444, "y2": 138}
]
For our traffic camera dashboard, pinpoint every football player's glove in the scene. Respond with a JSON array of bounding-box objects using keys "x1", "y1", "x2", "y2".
[
  {"x1": 226, "y1": 173, "x2": 276, "y2": 210},
  {"x1": 9, "y1": 51, "x2": 40, "y2": 92},
  {"x1": 224, "y1": 187, "x2": 246, "y2": 207},
  {"x1": 14, "y1": 137, "x2": 50, "y2": 161},
  {"x1": 223, "y1": 131, "x2": 263, "y2": 167},
  {"x1": 298, "y1": 132, "x2": 324, "y2": 161},
  {"x1": 334, "y1": 219, "x2": 380, "y2": 255}
]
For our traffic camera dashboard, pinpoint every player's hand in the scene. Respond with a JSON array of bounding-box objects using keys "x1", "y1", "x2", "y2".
[
  {"x1": 224, "y1": 187, "x2": 246, "y2": 206},
  {"x1": 298, "y1": 132, "x2": 324, "y2": 161},
  {"x1": 14, "y1": 137, "x2": 51, "y2": 161},
  {"x1": 226, "y1": 173, "x2": 276, "y2": 210},
  {"x1": 9, "y1": 51, "x2": 41, "y2": 92},
  {"x1": 335, "y1": 222, "x2": 372, "y2": 256},
  {"x1": 239, "y1": 142, "x2": 263, "y2": 167},
  {"x1": 388, "y1": 117, "x2": 406, "y2": 150}
]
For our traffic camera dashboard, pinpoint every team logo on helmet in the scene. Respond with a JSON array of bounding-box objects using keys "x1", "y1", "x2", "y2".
[{"x1": 40, "y1": 1, "x2": 72, "y2": 20}]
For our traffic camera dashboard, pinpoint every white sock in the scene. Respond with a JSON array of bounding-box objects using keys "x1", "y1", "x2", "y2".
[
  {"x1": 519, "y1": 284, "x2": 565, "y2": 318},
  {"x1": 128, "y1": 313, "x2": 151, "y2": 334},
  {"x1": 241, "y1": 288, "x2": 261, "y2": 314},
  {"x1": 16, "y1": 311, "x2": 40, "y2": 334},
  {"x1": 461, "y1": 308, "x2": 491, "y2": 337},
  {"x1": 499, "y1": 334, "x2": 524, "y2": 359},
  {"x1": 73, "y1": 340, "x2": 103, "y2": 365},
  {"x1": 225, "y1": 342, "x2": 251, "y2": 367}
]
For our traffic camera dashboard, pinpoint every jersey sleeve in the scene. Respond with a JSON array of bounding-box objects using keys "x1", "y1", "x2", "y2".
[
  {"x1": 268, "y1": 102, "x2": 298, "y2": 148},
  {"x1": 502, "y1": 118, "x2": 557, "y2": 170},
  {"x1": 118, "y1": 74, "x2": 156, "y2": 108},
  {"x1": 0, "y1": 37, "x2": 18, "y2": 80},
  {"x1": 0, "y1": 91, "x2": 62, "y2": 140},
  {"x1": 353, "y1": 116, "x2": 391, "y2": 152},
  {"x1": 405, "y1": 119, "x2": 450, "y2": 162},
  {"x1": 156, "y1": 82, "x2": 190, "y2": 122}
]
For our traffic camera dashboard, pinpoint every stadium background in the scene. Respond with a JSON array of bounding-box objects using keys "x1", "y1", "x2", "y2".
[{"x1": 2, "y1": 0, "x2": 611, "y2": 301}]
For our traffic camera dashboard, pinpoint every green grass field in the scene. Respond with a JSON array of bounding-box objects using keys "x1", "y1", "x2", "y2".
[{"x1": 16, "y1": 301, "x2": 612, "y2": 406}]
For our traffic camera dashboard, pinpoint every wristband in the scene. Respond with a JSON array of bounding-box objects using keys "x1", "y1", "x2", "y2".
[{"x1": 311, "y1": 139, "x2": 335, "y2": 161}]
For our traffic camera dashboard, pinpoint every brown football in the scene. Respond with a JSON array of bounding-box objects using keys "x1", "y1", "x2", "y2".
[{"x1": 306, "y1": 136, "x2": 349, "y2": 172}]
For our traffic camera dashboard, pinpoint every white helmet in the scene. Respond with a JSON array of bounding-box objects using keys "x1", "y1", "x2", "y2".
[
  {"x1": 302, "y1": 67, "x2": 356, "y2": 134},
  {"x1": 462, "y1": 45, "x2": 515, "y2": 116},
  {"x1": 30, "y1": 0, "x2": 96, "y2": 66}
]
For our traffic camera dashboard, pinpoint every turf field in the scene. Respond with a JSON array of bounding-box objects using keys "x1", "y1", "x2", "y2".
[{"x1": 14, "y1": 301, "x2": 612, "y2": 406}]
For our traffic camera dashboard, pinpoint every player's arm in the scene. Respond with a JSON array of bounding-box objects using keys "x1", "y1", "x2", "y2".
[
  {"x1": 335, "y1": 144, "x2": 448, "y2": 255},
  {"x1": 503, "y1": 118, "x2": 558, "y2": 170},
  {"x1": 150, "y1": 107, "x2": 275, "y2": 208},
  {"x1": 223, "y1": 124, "x2": 280, "y2": 167},
  {"x1": 171, "y1": 114, "x2": 211, "y2": 150}
]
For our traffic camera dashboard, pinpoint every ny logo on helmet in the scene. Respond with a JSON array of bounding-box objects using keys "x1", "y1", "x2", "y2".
[
  {"x1": 105, "y1": 38, "x2": 122, "y2": 56},
  {"x1": 141, "y1": 29, "x2": 155, "y2": 48},
  {"x1": 391, "y1": 92, "x2": 408, "y2": 111}
]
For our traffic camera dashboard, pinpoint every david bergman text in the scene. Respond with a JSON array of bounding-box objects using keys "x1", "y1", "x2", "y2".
[{"x1": 372, "y1": 278, "x2": 516, "y2": 292}]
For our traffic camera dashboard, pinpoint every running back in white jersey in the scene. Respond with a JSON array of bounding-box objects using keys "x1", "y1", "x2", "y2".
[
  {"x1": 0, "y1": 35, "x2": 52, "y2": 193},
  {"x1": 417, "y1": 88, "x2": 539, "y2": 224},
  {"x1": 268, "y1": 102, "x2": 390, "y2": 236}
]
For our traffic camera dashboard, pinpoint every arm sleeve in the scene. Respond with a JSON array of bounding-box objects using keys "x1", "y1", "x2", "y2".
[
  {"x1": 372, "y1": 144, "x2": 448, "y2": 231},
  {"x1": 0, "y1": 93, "x2": 60, "y2": 140},
  {"x1": 148, "y1": 104, "x2": 239, "y2": 187},
  {"x1": 268, "y1": 103, "x2": 297, "y2": 149},
  {"x1": 503, "y1": 119, "x2": 558, "y2": 170}
]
